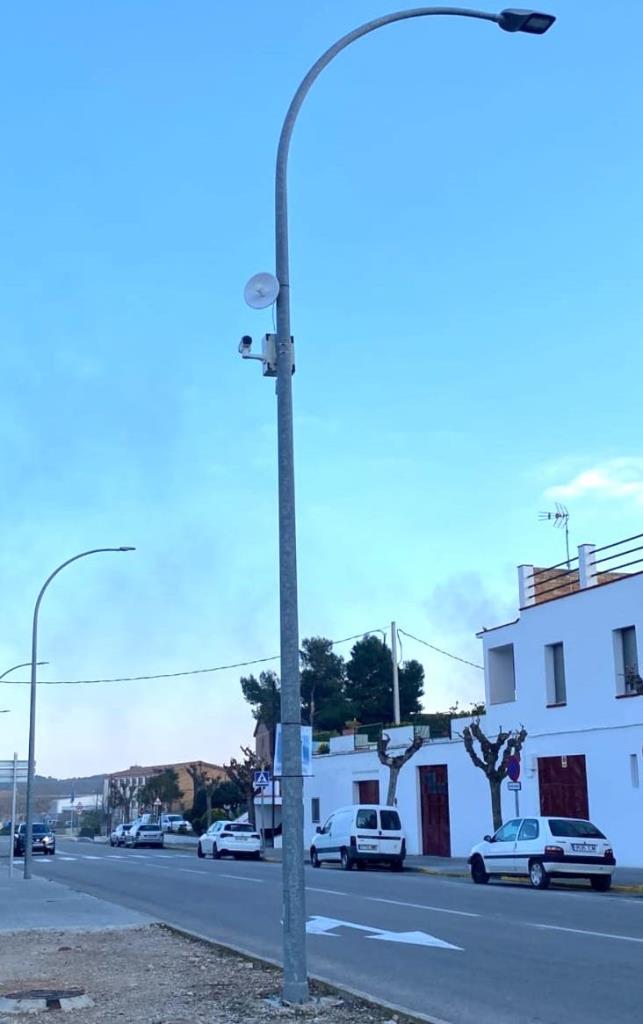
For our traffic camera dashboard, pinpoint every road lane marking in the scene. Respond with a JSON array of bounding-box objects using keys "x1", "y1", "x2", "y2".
[
  {"x1": 177, "y1": 868, "x2": 206, "y2": 875},
  {"x1": 306, "y1": 886, "x2": 479, "y2": 918},
  {"x1": 307, "y1": 886, "x2": 348, "y2": 897},
  {"x1": 532, "y1": 923, "x2": 643, "y2": 944},
  {"x1": 218, "y1": 873, "x2": 263, "y2": 884},
  {"x1": 367, "y1": 897, "x2": 479, "y2": 919}
]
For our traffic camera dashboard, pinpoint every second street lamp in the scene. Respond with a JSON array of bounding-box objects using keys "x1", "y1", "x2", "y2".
[
  {"x1": 241, "y1": 5, "x2": 555, "y2": 1005},
  {"x1": 23, "y1": 546, "x2": 135, "y2": 880}
]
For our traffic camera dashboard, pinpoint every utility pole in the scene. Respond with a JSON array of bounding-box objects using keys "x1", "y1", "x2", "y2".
[{"x1": 391, "y1": 622, "x2": 401, "y2": 725}]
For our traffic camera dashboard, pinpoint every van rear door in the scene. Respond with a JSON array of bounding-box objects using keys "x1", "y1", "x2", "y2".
[
  {"x1": 354, "y1": 807, "x2": 380, "y2": 855},
  {"x1": 378, "y1": 808, "x2": 403, "y2": 857}
]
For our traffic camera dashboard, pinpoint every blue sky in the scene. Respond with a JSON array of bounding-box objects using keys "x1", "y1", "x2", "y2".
[{"x1": 1, "y1": 1, "x2": 642, "y2": 778}]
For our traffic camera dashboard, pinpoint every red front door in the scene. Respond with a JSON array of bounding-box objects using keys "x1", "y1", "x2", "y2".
[
  {"x1": 420, "y1": 765, "x2": 451, "y2": 857},
  {"x1": 538, "y1": 754, "x2": 589, "y2": 819},
  {"x1": 357, "y1": 780, "x2": 380, "y2": 804}
]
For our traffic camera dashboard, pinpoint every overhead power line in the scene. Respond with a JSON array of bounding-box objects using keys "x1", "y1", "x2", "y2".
[
  {"x1": 0, "y1": 626, "x2": 481, "y2": 685},
  {"x1": 397, "y1": 629, "x2": 484, "y2": 671}
]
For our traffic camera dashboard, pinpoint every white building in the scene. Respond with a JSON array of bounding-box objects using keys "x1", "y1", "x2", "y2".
[{"x1": 303, "y1": 534, "x2": 643, "y2": 866}]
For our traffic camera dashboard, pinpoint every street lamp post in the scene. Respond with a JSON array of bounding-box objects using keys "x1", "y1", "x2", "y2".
[
  {"x1": 23, "y1": 547, "x2": 135, "y2": 880},
  {"x1": 250, "y1": 6, "x2": 555, "y2": 1004},
  {"x1": 0, "y1": 661, "x2": 49, "y2": 681}
]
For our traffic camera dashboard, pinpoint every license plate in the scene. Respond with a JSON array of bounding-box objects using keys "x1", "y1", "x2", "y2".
[
  {"x1": 359, "y1": 843, "x2": 377, "y2": 851},
  {"x1": 572, "y1": 843, "x2": 597, "y2": 852}
]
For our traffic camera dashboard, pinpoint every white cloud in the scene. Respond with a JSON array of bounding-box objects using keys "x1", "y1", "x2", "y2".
[{"x1": 546, "y1": 457, "x2": 643, "y2": 505}]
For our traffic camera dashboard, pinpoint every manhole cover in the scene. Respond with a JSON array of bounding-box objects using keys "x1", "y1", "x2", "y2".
[{"x1": 0, "y1": 986, "x2": 93, "y2": 1014}]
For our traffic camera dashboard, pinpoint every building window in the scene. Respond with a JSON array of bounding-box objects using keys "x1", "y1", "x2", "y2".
[
  {"x1": 614, "y1": 626, "x2": 642, "y2": 695},
  {"x1": 631, "y1": 755, "x2": 640, "y2": 789},
  {"x1": 488, "y1": 644, "x2": 516, "y2": 704},
  {"x1": 311, "y1": 798, "x2": 320, "y2": 824},
  {"x1": 545, "y1": 642, "x2": 567, "y2": 705}
]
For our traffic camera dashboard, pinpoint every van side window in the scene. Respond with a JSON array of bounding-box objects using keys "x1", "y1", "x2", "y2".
[
  {"x1": 321, "y1": 815, "x2": 334, "y2": 835},
  {"x1": 356, "y1": 809, "x2": 377, "y2": 830},
  {"x1": 380, "y1": 810, "x2": 401, "y2": 831}
]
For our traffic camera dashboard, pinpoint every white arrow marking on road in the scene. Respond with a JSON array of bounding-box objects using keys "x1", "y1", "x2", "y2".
[{"x1": 306, "y1": 916, "x2": 462, "y2": 950}]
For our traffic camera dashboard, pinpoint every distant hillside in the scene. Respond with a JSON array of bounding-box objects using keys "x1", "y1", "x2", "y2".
[
  {"x1": 0, "y1": 773, "x2": 105, "y2": 820},
  {"x1": 0, "y1": 774, "x2": 104, "y2": 796}
]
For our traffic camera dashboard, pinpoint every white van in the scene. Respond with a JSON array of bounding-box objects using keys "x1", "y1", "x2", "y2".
[{"x1": 310, "y1": 804, "x2": 406, "y2": 872}]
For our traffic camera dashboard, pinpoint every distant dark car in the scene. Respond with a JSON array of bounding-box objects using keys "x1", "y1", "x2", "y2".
[{"x1": 14, "y1": 823, "x2": 56, "y2": 856}]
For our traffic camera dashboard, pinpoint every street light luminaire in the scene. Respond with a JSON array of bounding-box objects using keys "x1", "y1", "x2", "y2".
[{"x1": 498, "y1": 8, "x2": 556, "y2": 34}]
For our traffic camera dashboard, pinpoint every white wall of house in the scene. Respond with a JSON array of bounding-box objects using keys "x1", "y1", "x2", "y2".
[
  {"x1": 303, "y1": 728, "x2": 492, "y2": 858},
  {"x1": 303, "y1": 554, "x2": 643, "y2": 867}
]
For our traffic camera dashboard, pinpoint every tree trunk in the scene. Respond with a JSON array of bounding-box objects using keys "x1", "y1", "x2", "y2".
[
  {"x1": 246, "y1": 786, "x2": 256, "y2": 827},
  {"x1": 386, "y1": 766, "x2": 400, "y2": 806},
  {"x1": 490, "y1": 778, "x2": 503, "y2": 831}
]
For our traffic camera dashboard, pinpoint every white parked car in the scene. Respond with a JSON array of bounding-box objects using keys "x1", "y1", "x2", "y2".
[
  {"x1": 310, "y1": 805, "x2": 406, "y2": 872},
  {"x1": 161, "y1": 814, "x2": 193, "y2": 834},
  {"x1": 110, "y1": 823, "x2": 132, "y2": 847},
  {"x1": 197, "y1": 821, "x2": 261, "y2": 860},
  {"x1": 468, "y1": 816, "x2": 616, "y2": 890},
  {"x1": 125, "y1": 822, "x2": 164, "y2": 849}
]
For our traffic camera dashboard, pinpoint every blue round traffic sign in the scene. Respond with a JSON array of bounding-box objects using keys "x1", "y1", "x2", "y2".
[{"x1": 507, "y1": 755, "x2": 521, "y2": 782}]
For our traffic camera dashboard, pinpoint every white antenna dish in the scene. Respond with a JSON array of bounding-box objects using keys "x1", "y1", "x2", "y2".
[{"x1": 244, "y1": 272, "x2": 280, "y2": 309}]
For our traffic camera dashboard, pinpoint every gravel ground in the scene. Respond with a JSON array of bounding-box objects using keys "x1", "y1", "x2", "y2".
[{"x1": 0, "y1": 926, "x2": 415, "y2": 1024}]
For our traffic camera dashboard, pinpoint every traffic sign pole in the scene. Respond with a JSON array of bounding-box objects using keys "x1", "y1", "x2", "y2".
[{"x1": 9, "y1": 753, "x2": 17, "y2": 880}]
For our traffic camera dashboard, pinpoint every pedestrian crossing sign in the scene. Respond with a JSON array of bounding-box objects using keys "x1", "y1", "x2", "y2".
[{"x1": 253, "y1": 770, "x2": 271, "y2": 789}]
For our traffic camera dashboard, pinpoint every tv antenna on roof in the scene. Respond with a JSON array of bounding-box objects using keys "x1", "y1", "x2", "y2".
[{"x1": 538, "y1": 503, "x2": 571, "y2": 568}]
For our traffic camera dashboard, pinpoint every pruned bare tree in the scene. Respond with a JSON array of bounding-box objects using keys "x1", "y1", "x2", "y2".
[
  {"x1": 224, "y1": 746, "x2": 260, "y2": 827},
  {"x1": 376, "y1": 732, "x2": 423, "y2": 806},
  {"x1": 107, "y1": 778, "x2": 139, "y2": 824},
  {"x1": 461, "y1": 718, "x2": 528, "y2": 831}
]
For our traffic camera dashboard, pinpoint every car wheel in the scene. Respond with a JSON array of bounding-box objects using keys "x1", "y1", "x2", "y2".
[
  {"x1": 529, "y1": 860, "x2": 550, "y2": 889},
  {"x1": 340, "y1": 849, "x2": 353, "y2": 871},
  {"x1": 390, "y1": 858, "x2": 403, "y2": 872},
  {"x1": 590, "y1": 875, "x2": 612, "y2": 892},
  {"x1": 252, "y1": 851, "x2": 261, "y2": 860},
  {"x1": 470, "y1": 855, "x2": 490, "y2": 885},
  {"x1": 197, "y1": 843, "x2": 205, "y2": 859},
  {"x1": 212, "y1": 843, "x2": 221, "y2": 860},
  {"x1": 110, "y1": 839, "x2": 115, "y2": 847},
  {"x1": 310, "y1": 848, "x2": 321, "y2": 869}
]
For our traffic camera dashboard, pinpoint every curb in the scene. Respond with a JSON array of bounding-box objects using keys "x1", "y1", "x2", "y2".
[
  {"x1": 418, "y1": 866, "x2": 643, "y2": 896},
  {"x1": 159, "y1": 921, "x2": 451, "y2": 1024}
]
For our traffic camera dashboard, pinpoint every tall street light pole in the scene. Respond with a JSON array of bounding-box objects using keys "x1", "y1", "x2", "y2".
[
  {"x1": 251, "y1": 6, "x2": 556, "y2": 1004},
  {"x1": 0, "y1": 661, "x2": 49, "y2": 681},
  {"x1": 23, "y1": 546, "x2": 135, "y2": 879}
]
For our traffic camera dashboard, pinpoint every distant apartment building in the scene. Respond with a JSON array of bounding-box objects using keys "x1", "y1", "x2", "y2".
[{"x1": 104, "y1": 760, "x2": 225, "y2": 820}]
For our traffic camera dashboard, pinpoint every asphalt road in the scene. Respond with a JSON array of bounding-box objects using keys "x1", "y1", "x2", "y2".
[{"x1": 14, "y1": 839, "x2": 643, "y2": 1024}]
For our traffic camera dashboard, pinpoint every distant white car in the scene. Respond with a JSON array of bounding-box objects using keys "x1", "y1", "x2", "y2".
[
  {"x1": 110, "y1": 823, "x2": 132, "y2": 847},
  {"x1": 468, "y1": 816, "x2": 615, "y2": 890},
  {"x1": 125, "y1": 823, "x2": 164, "y2": 849},
  {"x1": 161, "y1": 814, "x2": 193, "y2": 834},
  {"x1": 197, "y1": 821, "x2": 261, "y2": 860}
]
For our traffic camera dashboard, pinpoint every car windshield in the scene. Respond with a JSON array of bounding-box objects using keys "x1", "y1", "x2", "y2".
[
  {"x1": 548, "y1": 819, "x2": 605, "y2": 839},
  {"x1": 380, "y1": 810, "x2": 401, "y2": 831},
  {"x1": 139, "y1": 825, "x2": 160, "y2": 832},
  {"x1": 224, "y1": 824, "x2": 253, "y2": 833},
  {"x1": 18, "y1": 824, "x2": 48, "y2": 834}
]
